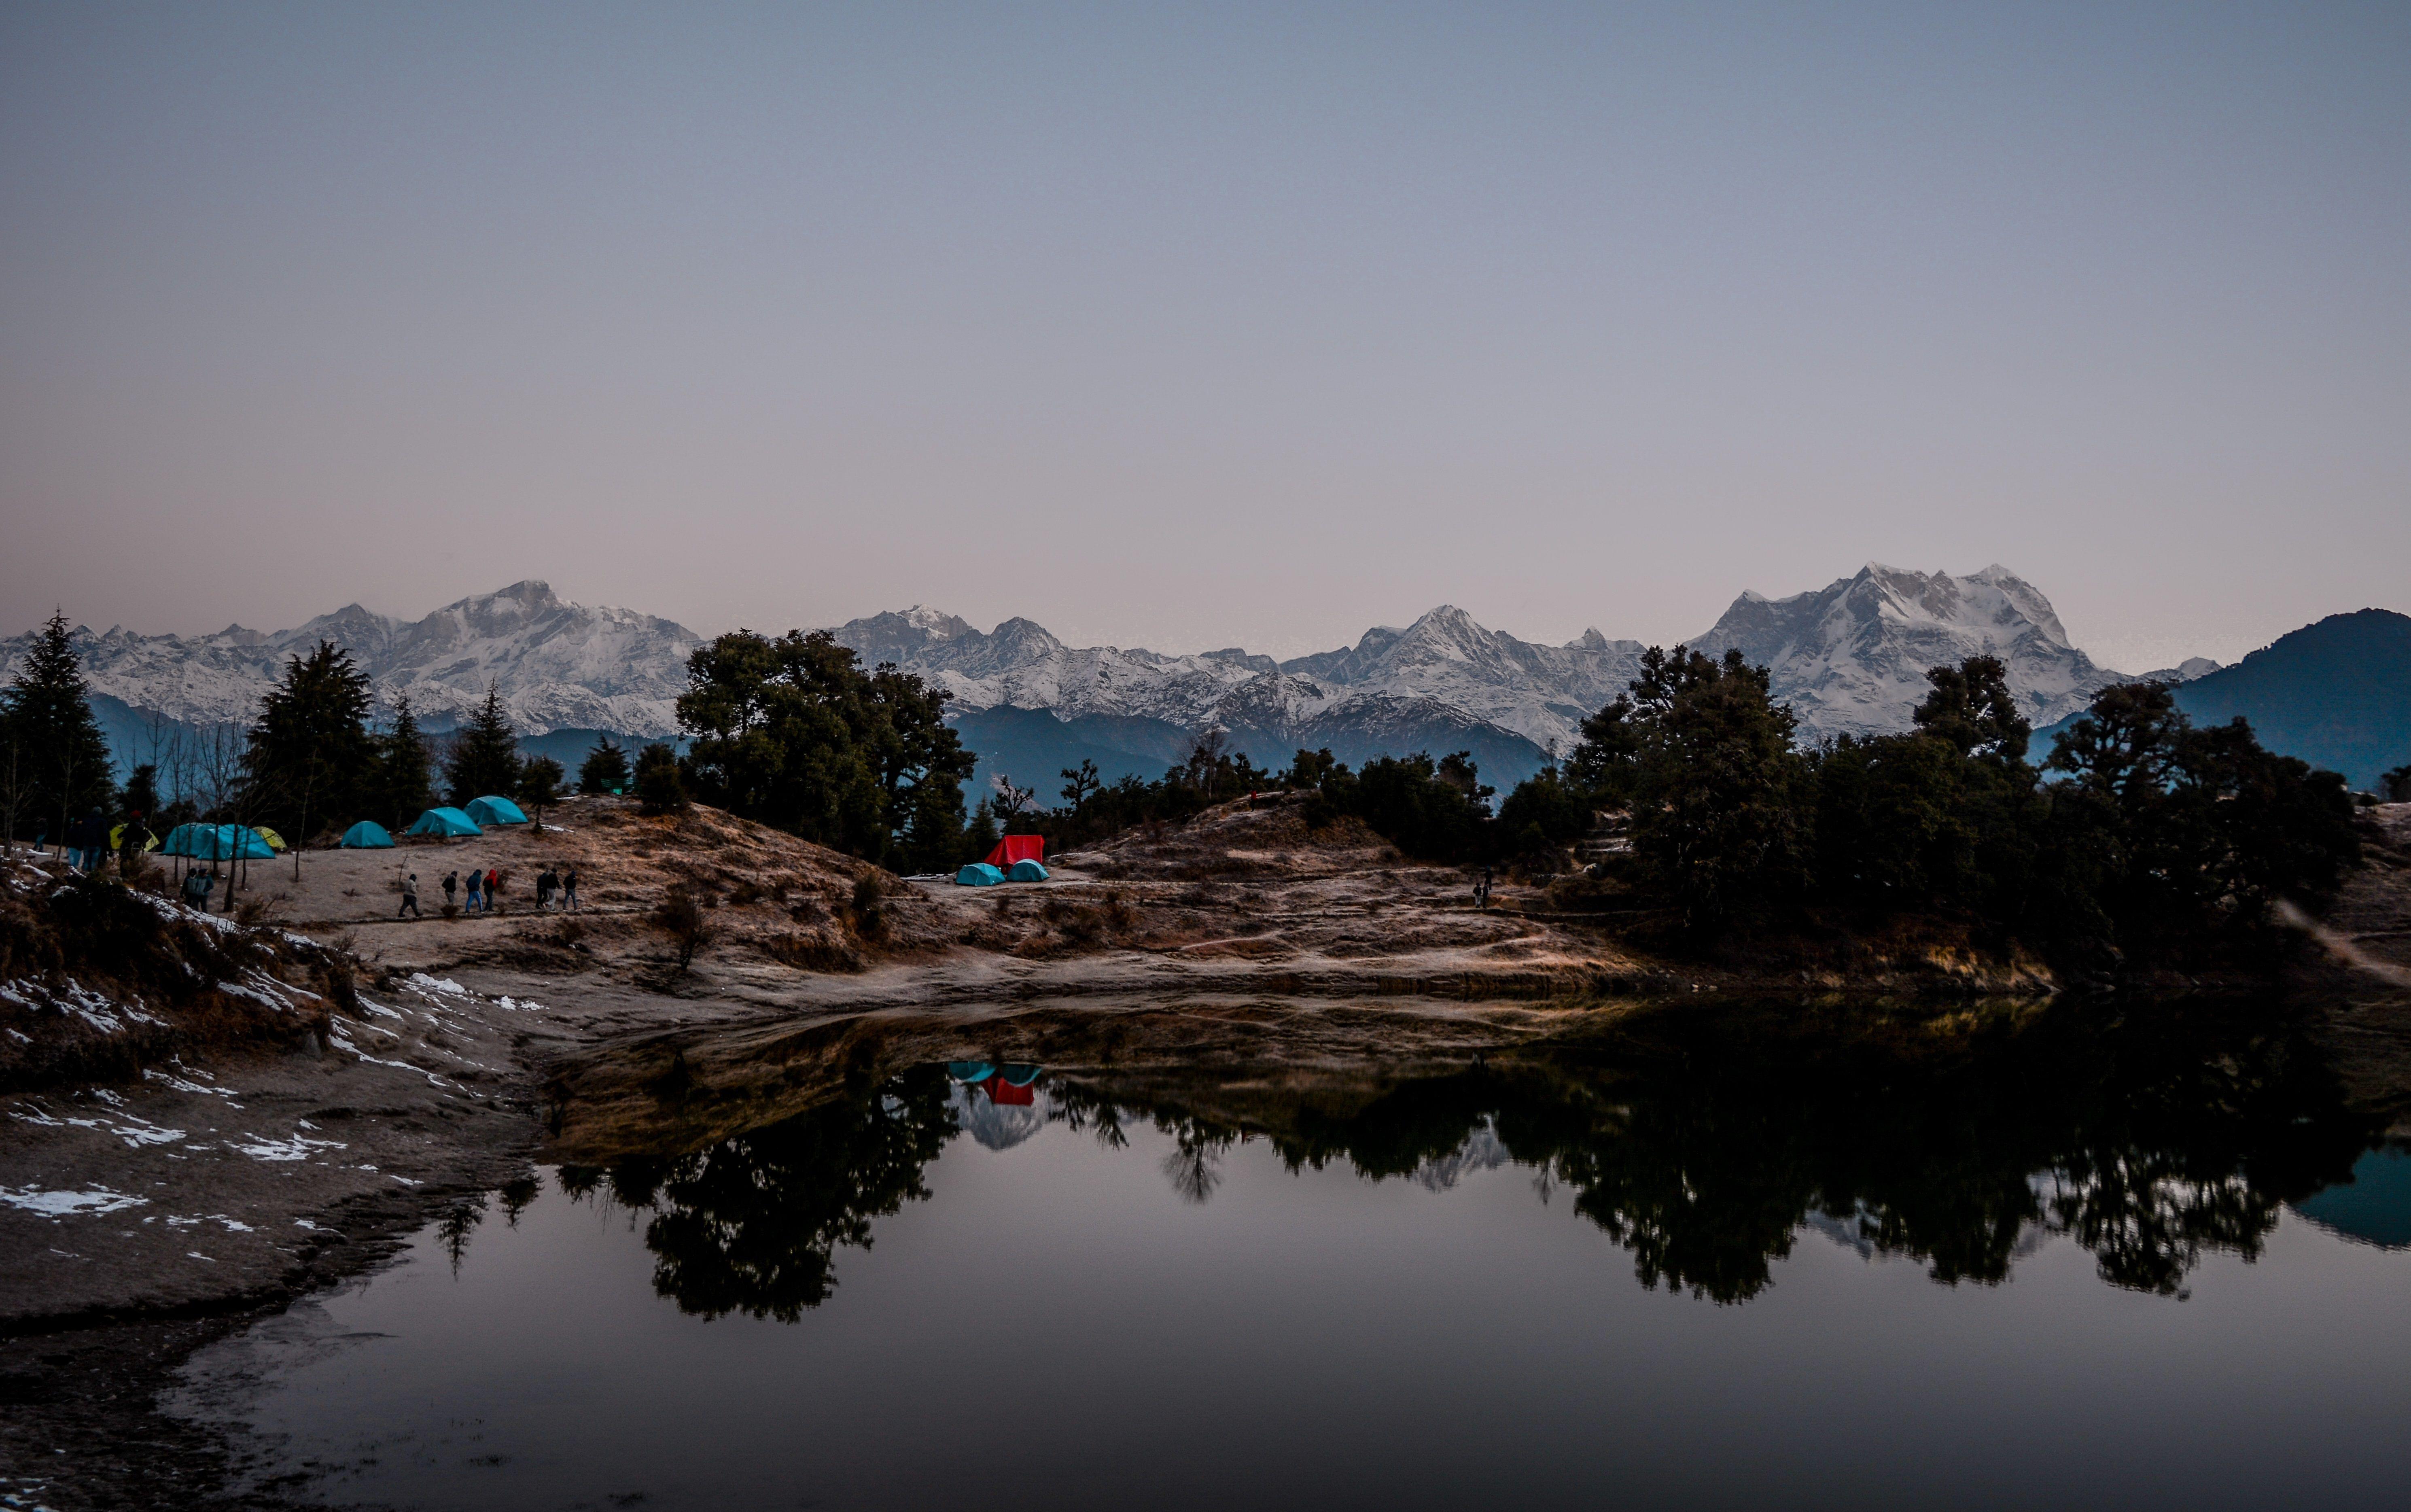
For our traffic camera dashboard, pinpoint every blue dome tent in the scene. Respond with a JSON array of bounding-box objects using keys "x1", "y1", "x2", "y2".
[
  {"x1": 954, "y1": 863, "x2": 1006, "y2": 886},
  {"x1": 159, "y1": 823, "x2": 275, "y2": 861},
  {"x1": 946, "y1": 1061, "x2": 997, "y2": 1084},
  {"x1": 998, "y1": 1064, "x2": 1041, "y2": 1088},
  {"x1": 338, "y1": 821, "x2": 396, "y2": 849},
  {"x1": 1007, "y1": 859, "x2": 1050, "y2": 882},
  {"x1": 405, "y1": 807, "x2": 483, "y2": 838},
  {"x1": 463, "y1": 795, "x2": 528, "y2": 827}
]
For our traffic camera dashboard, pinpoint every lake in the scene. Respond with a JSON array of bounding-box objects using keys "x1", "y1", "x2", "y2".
[{"x1": 174, "y1": 999, "x2": 2411, "y2": 1510}]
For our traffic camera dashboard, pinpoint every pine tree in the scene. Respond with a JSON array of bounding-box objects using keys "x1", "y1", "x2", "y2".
[
  {"x1": 444, "y1": 683, "x2": 523, "y2": 806},
  {"x1": 1, "y1": 611, "x2": 117, "y2": 843},
  {"x1": 243, "y1": 640, "x2": 375, "y2": 843},
  {"x1": 579, "y1": 736, "x2": 630, "y2": 795},
  {"x1": 374, "y1": 695, "x2": 434, "y2": 827}
]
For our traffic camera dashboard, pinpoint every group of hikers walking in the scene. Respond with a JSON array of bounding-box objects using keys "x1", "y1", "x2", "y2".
[
  {"x1": 30, "y1": 807, "x2": 144, "y2": 873},
  {"x1": 397, "y1": 862, "x2": 578, "y2": 918}
]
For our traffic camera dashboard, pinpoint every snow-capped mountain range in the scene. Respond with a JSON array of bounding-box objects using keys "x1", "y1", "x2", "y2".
[
  {"x1": 835, "y1": 563, "x2": 2133, "y2": 757},
  {"x1": 5, "y1": 566, "x2": 2169, "y2": 782},
  {"x1": 1, "y1": 581, "x2": 700, "y2": 737}
]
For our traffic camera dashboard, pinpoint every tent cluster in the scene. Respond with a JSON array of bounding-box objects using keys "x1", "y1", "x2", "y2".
[
  {"x1": 955, "y1": 836, "x2": 1049, "y2": 886},
  {"x1": 394, "y1": 796, "x2": 528, "y2": 842}
]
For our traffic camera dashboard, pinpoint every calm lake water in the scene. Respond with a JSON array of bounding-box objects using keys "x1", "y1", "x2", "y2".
[{"x1": 178, "y1": 1003, "x2": 2411, "y2": 1511}]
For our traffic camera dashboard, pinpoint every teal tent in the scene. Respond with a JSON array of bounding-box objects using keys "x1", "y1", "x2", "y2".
[
  {"x1": 464, "y1": 795, "x2": 528, "y2": 827},
  {"x1": 1007, "y1": 859, "x2": 1050, "y2": 882},
  {"x1": 405, "y1": 807, "x2": 483, "y2": 838},
  {"x1": 160, "y1": 823, "x2": 274, "y2": 860},
  {"x1": 954, "y1": 863, "x2": 1006, "y2": 886},
  {"x1": 998, "y1": 1063, "x2": 1041, "y2": 1088},
  {"x1": 339, "y1": 821, "x2": 396, "y2": 849},
  {"x1": 946, "y1": 1060, "x2": 996, "y2": 1084}
]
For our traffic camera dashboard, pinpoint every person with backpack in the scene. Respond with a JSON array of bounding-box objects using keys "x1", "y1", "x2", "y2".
[
  {"x1": 464, "y1": 867, "x2": 482, "y2": 912},
  {"x1": 442, "y1": 870, "x2": 458, "y2": 908},
  {"x1": 535, "y1": 866, "x2": 557, "y2": 911}
]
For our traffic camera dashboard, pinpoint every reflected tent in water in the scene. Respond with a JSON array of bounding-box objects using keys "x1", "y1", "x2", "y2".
[{"x1": 547, "y1": 999, "x2": 2382, "y2": 1319}]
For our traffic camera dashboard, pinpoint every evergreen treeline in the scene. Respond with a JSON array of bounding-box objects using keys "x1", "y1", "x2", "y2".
[{"x1": 1489, "y1": 649, "x2": 2361, "y2": 969}]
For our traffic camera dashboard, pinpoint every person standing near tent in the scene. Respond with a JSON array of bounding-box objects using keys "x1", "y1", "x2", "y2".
[
  {"x1": 562, "y1": 865, "x2": 579, "y2": 913},
  {"x1": 120, "y1": 814, "x2": 152, "y2": 868},
  {"x1": 441, "y1": 870, "x2": 458, "y2": 908},
  {"x1": 399, "y1": 872, "x2": 421, "y2": 918},
  {"x1": 181, "y1": 870, "x2": 213, "y2": 910}
]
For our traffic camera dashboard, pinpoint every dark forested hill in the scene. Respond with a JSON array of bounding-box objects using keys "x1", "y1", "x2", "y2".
[{"x1": 2037, "y1": 609, "x2": 2411, "y2": 790}]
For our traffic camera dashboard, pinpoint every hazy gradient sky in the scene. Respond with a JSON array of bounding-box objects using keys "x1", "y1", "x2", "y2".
[{"x1": 3, "y1": 2, "x2": 2406, "y2": 670}]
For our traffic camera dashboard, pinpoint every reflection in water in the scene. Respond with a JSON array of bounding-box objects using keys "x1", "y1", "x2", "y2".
[
  {"x1": 555, "y1": 1002, "x2": 2383, "y2": 1317},
  {"x1": 2289, "y1": 1144, "x2": 2411, "y2": 1249},
  {"x1": 558, "y1": 1068, "x2": 958, "y2": 1322}
]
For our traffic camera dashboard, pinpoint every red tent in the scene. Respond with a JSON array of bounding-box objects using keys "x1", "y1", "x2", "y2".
[
  {"x1": 984, "y1": 835, "x2": 1045, "y2": 868},
  {"x1": 987, "y1": 1077, "x2": 1035, "y2": 1107}
]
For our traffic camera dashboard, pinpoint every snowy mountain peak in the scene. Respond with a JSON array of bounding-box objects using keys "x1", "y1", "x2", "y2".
[
  {"x1": 1694, "y1": 565, "x2": 2112, "y2": 737},
  {"x1": 3, "y1": 583, "x2": 704, "y2": 738}
]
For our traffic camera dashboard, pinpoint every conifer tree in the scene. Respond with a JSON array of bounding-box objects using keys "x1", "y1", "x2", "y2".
[
  {"x1": 243, "y1": 640, "x2": 375, "y2": 844},
  {"x1": 0, "y1": 611, "x2": 116, "y2": 843},
  {"x1": 375, "y1": 695, "x2": 434, "y2": 827},
  {"x1": 444, "y1": 683, "x2": 523, "y2": 806},
  {"x1": 579, "y1": 736, "x2": 631, "y2": 795}
]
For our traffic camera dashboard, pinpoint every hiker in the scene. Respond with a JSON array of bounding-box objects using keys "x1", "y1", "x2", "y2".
[
  {"x1": 464, "y1": 867, "x2": 483, "y2": 912},
  {"x1": 562, "y1": 866, "x2": 579, "y2": 912},
  {"x1": 535, "y1": 867, "x2": 556, "y2": 911},
  {"x1": 442, "y1": 870, "x2": 458, "y2": 907},
  {"x1": 399, "y1": 873, "x2": 422, "y2": 918},
  {"x1": 486, "y1": 866, "x2": 501, "y2": 908},
  {"x1": 181, "y1": 870, "x2": 214, "y2": 910},
  {"x1": 85, "y1": 808, "x2": 106, "y2": 870},
  {"x1": 1474, "y1": 865, "x2": 1492, "y2": 909}
]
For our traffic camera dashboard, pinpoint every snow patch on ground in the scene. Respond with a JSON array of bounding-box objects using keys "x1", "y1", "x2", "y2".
[
  {"x1": 9, "y1": 1102, "x2": 189, "y2": 1148},
  {"x1": 0, "y1": 1183, "x2": 150, "y2": 1217},
  {"x1": 226, "y1": 1132, "x2": 348, "y2": 1162}
]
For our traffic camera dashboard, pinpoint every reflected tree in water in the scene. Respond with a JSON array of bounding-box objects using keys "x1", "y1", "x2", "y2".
[
  {"x1": 435, "y1": 1195, "x2": 486, "y2": 1276},
  {"x1": 558, "y1": 1002, "x2": 2376, "y2": 1319},
  {"x1": 566, "y1": 1066, "x2": 960, "y2": 1321}
]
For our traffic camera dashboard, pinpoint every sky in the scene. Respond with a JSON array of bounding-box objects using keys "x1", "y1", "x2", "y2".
[{"x1": 2, "y1": 3, "x2": 2406, "y2": 672}]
